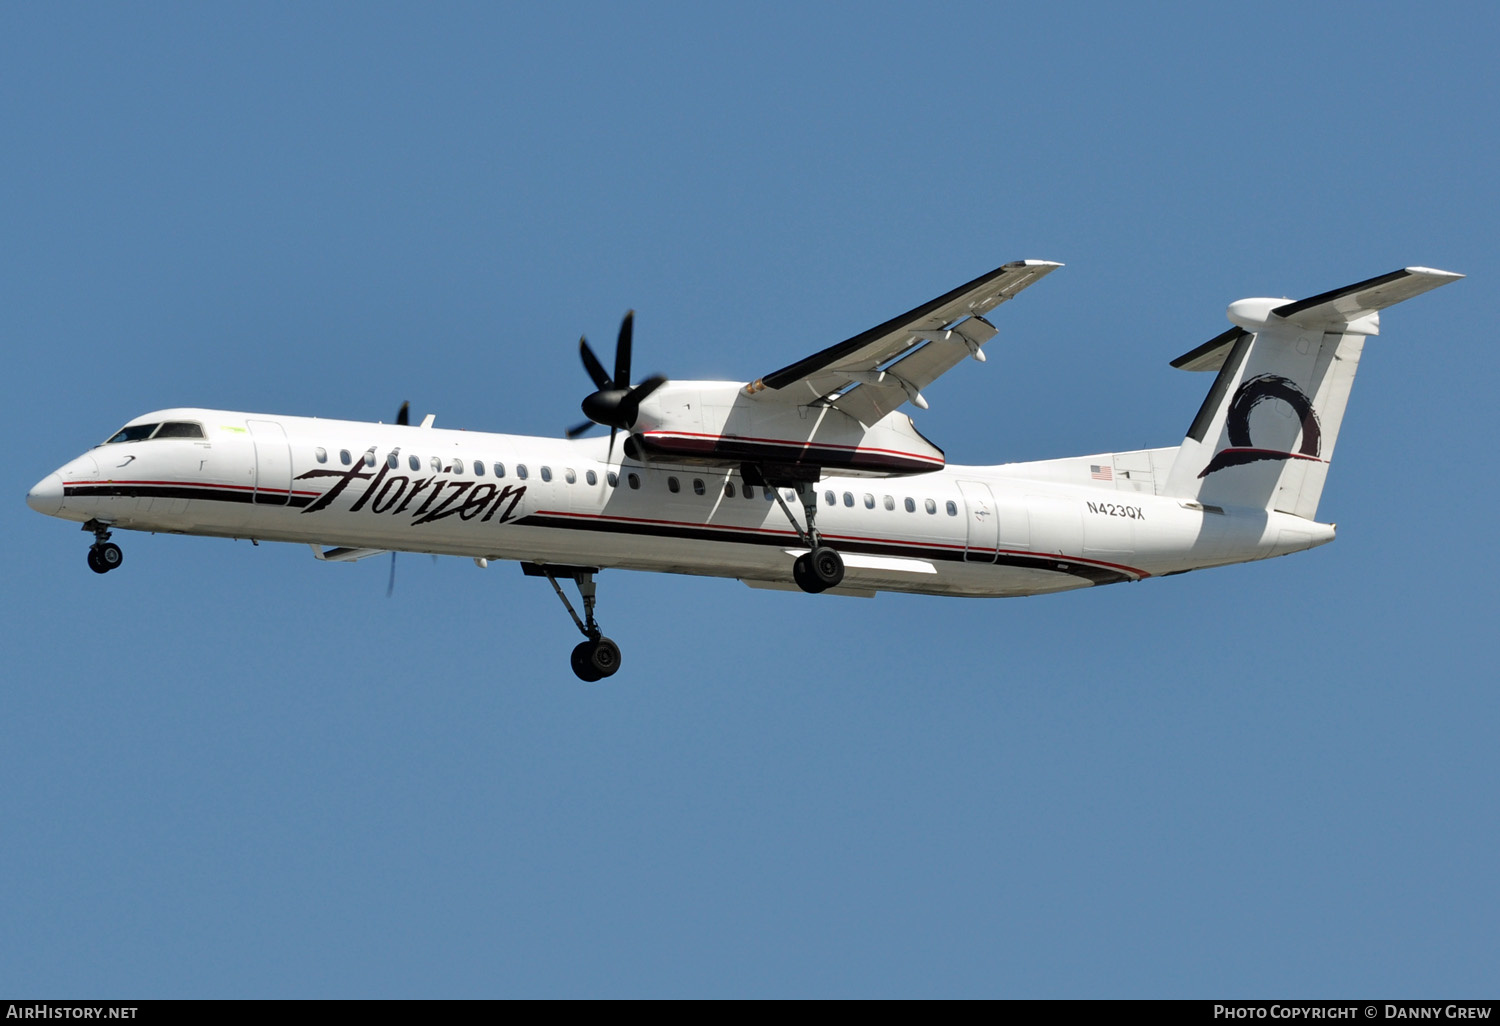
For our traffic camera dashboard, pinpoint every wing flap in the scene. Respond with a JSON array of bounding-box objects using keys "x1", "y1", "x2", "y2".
[
  {"x1": 830, "y1": 334, "x2": 978, "y2": 424},
  {"x1": 310, "y1": 545, "x2": 388, "y2": 562}
]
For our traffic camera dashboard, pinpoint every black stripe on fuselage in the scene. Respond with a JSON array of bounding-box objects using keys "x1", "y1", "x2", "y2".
[
  {"x1": 513, "y1": 512, "x2": 1136, "y2": 586},
  {"x1": 63, "y1": 484, "x2": 314, "y2": 509}
]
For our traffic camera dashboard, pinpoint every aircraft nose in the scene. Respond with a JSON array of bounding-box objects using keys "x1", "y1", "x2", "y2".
[{"x1": 27, "y1": 473, "x2": 64, "y2": 517}]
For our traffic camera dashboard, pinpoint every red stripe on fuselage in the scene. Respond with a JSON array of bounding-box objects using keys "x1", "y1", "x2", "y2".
[{"x1": 640, "y1": 430, "x2": 943, "y2": 464}]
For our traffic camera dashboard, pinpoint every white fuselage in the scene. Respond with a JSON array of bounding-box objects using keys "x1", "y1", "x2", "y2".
[{"x1": 30, "y1": 407, "x2": 1334, "y2": 597}]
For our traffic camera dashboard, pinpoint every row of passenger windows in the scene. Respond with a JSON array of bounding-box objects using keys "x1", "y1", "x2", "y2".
[
  {"x1": 310, "y1": 447, "x2": 959, "y2": 515},
  {"x1": 314, "y1": 446, "x2": 619, "y2": 487}
]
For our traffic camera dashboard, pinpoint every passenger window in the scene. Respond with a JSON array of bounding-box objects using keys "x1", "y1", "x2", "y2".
[
  {"x1": 340, "y1": 449, "x2": 352, "y2": 466},
  {"x1": 725, "y1": 481, "x2": 736, "y2": 498},
  {"x1": 565, "y1": 468, "x2": 577, "y2": 484},
  {"x1": 946, "y1": 500, "x2": 958, "y2": 516},
  {"x1": 607, "y1": 471, "x2": 618, "y2": 487},
  {"x1": 843, "y1": 492, "x2": 854, "y2": 507},
  {"x1": 154, "y1": 422, "x2": 205, "y2": 439},
  {"x1": 904, "y1": 497, "x2": 916, "y2": 513},
  {"x1": 863, "y1": 493, "x2": 875, "y2": 509},
  {"x1": 517, "y1": 465, "x2": 529, "y2": 480},
  {"x1": 742, "y1": 484, "x2": 755, "y2": 499},
  {"x1": 883, "y1": 495, "x2": 894, "y2": 511},
  {"x1": 453, "y1": 459, "x2": 465, "y2": 474},
  {"x1": 364, "y1": 452, "x2": 377, "y2": 467},
  {"x1": 387, "y1": 452, "x2": 400, "y2": 469},
  {"x1": 408, "y1": 454, "x2": 421, "y2": 471},
  {"x1": 540, "y1": 466, "x2": 552, "y2": 482},
  {"x1": 692, "y1": 478, "x2": 705, "y2": 496},
  {"x1": 431, "y1": 457, "x2": 442, "y2": 472},
  {"x1": 628, "y1": 473, "x2": 640, "y2": 489},
  {"x1": 667, "y1": 476, "x2": 680, "y2": 493},
  {"x1": 494, "y1": 462, "x2": 506, "y2": 478},
  {"x1": 825, "y1": 490, "x2": 835, "y2": 506},
  {"x1": 474, "y1": 461, "x2": 485, "y2": 477},
  {"x1": 315, "y1": 447, "x2": 328, "y2": 464},
  {"x1": 925, "y1": 498, "x2": 937, "y2": 514},
  {"x1": 585, "y1": 470, "x2": 597, "y2": 486}
]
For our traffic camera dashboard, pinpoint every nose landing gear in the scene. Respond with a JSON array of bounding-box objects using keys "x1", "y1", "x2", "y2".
[
  {"x1": 571, "y1": 636, "x2": 621, "y2": 682},
  {"x1": 525, "y1": 562, "x2": 622, "y2": 682},
  {"x1": 83, "y1": 520, "x2": 123, "y2": 574}
]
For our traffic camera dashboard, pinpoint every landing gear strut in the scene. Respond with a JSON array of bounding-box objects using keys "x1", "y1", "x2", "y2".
[
  {"x1": 83, "y1": 520, "x2": 123, "y2": 575},
  {"x1": 761, "y1": 476, "x2": 844, "y2": 594},
  {"x1": 525, "y1": 562, "x2": 622, "y2": 682}
]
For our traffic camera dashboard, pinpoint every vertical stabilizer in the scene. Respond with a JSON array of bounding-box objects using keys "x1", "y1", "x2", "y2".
[{"x1": 1163, "y1": 267, "x2": 1461, "y2": 517}]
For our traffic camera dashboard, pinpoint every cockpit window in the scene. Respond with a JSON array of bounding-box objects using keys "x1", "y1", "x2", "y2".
[
  {"x1": 106, "y1": 423, "x2": 159, "y2": 444},
  {"x1": 104, "y1": 421, "x2": 205, "y2": 444},
  {"x1": 154, "y1": 422, "x2": 205, "y2": 439}
]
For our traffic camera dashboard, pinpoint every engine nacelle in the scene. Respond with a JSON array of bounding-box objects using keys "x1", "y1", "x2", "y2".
[{"x1": 630, "y1": 381, "x2": 944, "y2": 477}]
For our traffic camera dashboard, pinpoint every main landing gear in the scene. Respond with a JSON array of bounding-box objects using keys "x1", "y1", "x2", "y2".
[
  {"x1": 84, "y1": 520, "x2": 123, "y2": 575},
  {"x1": 525, "y1": 562, "x2": 622, "y2": 682},
  {"x1": 764, "y1": 478, "x2": 844, "y2": 594}
]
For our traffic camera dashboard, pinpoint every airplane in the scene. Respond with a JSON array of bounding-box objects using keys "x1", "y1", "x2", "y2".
[{"x1": 26, "y1": 260, "x2": 1461, "y2": 681}]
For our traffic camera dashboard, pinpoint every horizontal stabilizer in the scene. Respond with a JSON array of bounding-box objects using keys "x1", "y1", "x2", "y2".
[
  {"x1": 1172, "y1": 266, "x2": 1464, "y2": 370},
  {"x1": 1171, "y1": 327, "x2": 1250, "y2": 372},
  {"x1": 1272, "y1": 266, "x2": 1463, "y2": 330}
]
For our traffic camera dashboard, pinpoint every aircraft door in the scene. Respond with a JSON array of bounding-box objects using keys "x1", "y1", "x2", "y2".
[
  {"x1": 246, "y1": 420, "x2": 292, "y2": 505},
  {"x1": 957, "y1": 480, "x2": 1000, "y2": 562}
]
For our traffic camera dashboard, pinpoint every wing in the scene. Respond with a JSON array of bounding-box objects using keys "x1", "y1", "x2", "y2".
[{"x1": 745, "y1": 259, "x2": 1061, "y2": 424}]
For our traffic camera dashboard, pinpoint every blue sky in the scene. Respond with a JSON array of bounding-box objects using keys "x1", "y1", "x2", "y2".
[{"x1": 3, "y1": 2, "x2": 1495, "y2": 998}]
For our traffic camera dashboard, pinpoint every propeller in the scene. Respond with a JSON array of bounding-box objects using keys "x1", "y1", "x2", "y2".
[
  {"x1": 389, "y1": 400, "x2": 410, "y2": 597},
  {"x1": 565, "y1": 311, "x2": 667, "y2": 461}
]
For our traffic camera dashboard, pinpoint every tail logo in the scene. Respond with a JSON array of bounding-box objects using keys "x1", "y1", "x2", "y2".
[{"x1": 1199, "y1": 374, "x2": 1322, "y2": 478}]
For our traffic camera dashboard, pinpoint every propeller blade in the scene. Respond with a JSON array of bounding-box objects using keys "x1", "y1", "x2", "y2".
[
  {"x1": 396, "y1": 401, "x2": 410, "y2": 426},
  {"x1": 606, "y1": 426, "x2": 618, "y2": 464},
  {"x1": 386, "y1": 551, "x2": 397, "y2": 598},
  {"x1": 626, "y1": 431, "x2": 650, "y2": 469},
  {"x1": 617, "y1": 374, "x2": 668, "y2": 424},
  {"x1": 564, "y1": 420, "x2": 596, "y2": 440},
  {"x1": 614, "y1": 311, "x2": 634, "y2": 390},
  {"x1": 579, "y1": 336, "x2": 612, "y2": 391}
]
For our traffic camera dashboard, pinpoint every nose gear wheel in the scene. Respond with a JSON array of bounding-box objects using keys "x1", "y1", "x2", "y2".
[
  {"x1": 525, "y1": 562, "x2": 623, "y2": 682},
  {"x1": 83, "y1": 521, "x2": 123, "y2": 574}
]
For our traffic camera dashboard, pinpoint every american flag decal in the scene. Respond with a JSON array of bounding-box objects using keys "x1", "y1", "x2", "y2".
[{"x1": 1090, "y1": 464, "x2": 1113, "y2": 481}]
